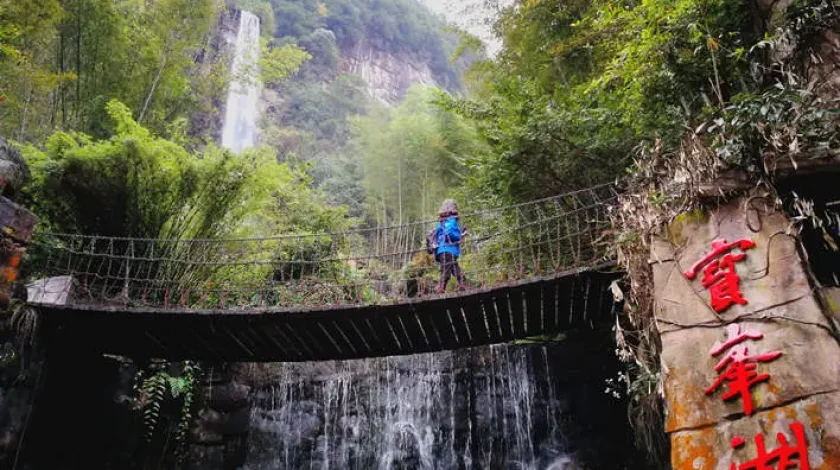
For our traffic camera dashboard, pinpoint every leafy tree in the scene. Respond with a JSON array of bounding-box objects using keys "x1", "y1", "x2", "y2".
[
  {"x1": 20, "y1": 99, "x2": 344, "y2": 240},
  {"x1": 442, "y1": 0, "x2": 840, "y2": 205},
  {"x1": 0, "y1": 0, "x2": 71, "y2": 141},
  {"x1": 0, "y1": 0, "x2": 226, "y2": 142},
  {"x1": 350, "y1": 86, "x2": 480, "y2": 225},
  {"x1": 260, "y1": 41, "x2": 311, "y2": 84}
]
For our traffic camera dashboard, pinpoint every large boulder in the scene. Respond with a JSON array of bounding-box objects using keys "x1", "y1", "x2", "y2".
[{"x1": 0, "y1": 138, "x2": 29, "y2": 199}]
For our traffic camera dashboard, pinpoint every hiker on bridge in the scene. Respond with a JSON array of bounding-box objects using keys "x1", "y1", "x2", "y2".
[{"x1": 434, "y1": 199, "x2": 466, "y2": 293}]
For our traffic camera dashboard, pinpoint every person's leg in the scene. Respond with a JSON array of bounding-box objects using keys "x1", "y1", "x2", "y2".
[
  {"x1": 438, "y1": 253, "x2": 453, "y2": 292},
  {"x1": 453, "y1": 258, "x2": 466, "y2": 291}
]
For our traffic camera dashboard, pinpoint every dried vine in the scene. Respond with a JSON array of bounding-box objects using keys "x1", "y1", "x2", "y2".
[{"x1": 609, "y1": 132, "x2": 729, "y2": 466}]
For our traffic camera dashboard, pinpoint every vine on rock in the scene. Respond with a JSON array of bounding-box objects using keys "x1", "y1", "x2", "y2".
[{"x1": 609, "y1": 132, "x2": 725, "y2": 467}]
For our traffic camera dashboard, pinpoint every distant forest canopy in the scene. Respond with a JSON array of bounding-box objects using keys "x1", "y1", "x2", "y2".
[
  {"x1": 440, "y1": 0, "x2": 840, "y2": 205},
  {"x1": 0, "y1": 0, "x2": 225, "y2": 143},
  {"x1": 1, "y1": 0, "x2": 480, "y2": 238},
  {"x1": 237, "y1": 0, "x2": 469, "y2": 90},
  {"x1": 226, "y1": 0, "x2": 478, "y2": 225},
  {"x1": 2, "y1": 0, "x2": 836, "y2": 239}
]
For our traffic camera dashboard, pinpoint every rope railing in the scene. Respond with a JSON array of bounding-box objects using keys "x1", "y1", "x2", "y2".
[{"x1": 24, "y1": 184, "x2": 619, "y2": 311}]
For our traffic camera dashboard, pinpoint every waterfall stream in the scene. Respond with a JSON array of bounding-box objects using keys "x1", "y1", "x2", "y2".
[
  {"x1": 239, "y1": 342, "x2": 628, "y2": 470},
  {"x1": 221, "y1": 10, "x2": 261, "y2": 153}
]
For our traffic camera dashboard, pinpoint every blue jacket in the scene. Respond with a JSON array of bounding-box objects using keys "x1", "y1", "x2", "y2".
[{"x1": 435, "y1": 216, "x2": 461, "y2": 258}]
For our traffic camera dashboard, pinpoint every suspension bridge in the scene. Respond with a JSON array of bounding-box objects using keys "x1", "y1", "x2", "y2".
[{"x1": 24, "y1": 184, "x2": 623, "y2": 361}]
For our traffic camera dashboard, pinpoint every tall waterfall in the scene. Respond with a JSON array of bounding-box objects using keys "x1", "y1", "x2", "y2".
[
  {"x1": 239, "y1": 341, "x2": 642, "y2": 470},
  {"x1": 221, "y1": 11, "x2": 261, "y2": 153}
]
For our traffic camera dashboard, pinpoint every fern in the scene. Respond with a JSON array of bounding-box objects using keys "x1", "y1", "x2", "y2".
[
  {"x1": 133, "y1": 360, "x2": 200, "y2": 460},
  {"x1": 140, "y1": 371, "x2": 168, "y2": 442},
  {"x1": 173, "y1": 361, "x2": 198, "y2": 461}
]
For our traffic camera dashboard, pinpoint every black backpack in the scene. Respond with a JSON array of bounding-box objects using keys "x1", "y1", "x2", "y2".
[{"x1": 425, "y1": 226, "x2": 439, "y2": 255}]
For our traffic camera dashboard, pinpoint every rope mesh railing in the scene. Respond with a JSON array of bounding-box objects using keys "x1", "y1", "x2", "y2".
[{"x1": 24, "y1": 184, "x2": 619, "y2": 311}]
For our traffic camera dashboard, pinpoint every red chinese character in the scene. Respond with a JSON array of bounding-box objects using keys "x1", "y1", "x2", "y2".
[
  {"x1": 684, "y1": 238, "x2": 756, "y2": 312},
  {"x1": 705, "y1": 324, "x2": 782, "y2": 416},
  {"x1": 728, "y1": 421, "x2": 810, "y2": 470}
]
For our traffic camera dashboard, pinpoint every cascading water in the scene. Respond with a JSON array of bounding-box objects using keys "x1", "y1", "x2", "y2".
[
  {"x1": 221, "y1": 10, "x2": 261, "y2": 153},
  {"x1": 239, "y1": 337, "x2": 642, "y2": 470}
]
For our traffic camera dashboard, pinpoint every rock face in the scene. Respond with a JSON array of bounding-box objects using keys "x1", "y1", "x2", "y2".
[
  {"x1": 339, "y1": 42, "x2": 437, "y2": 104},
  {"x1": 0, "y1": 135, "x2": 35, "y2": 467},
  {"x1": 811, "y1": 29, "x2": 840, "y2": 97},
  {"x1": 0, "y1": 138, "x2": 29, "y2": 198},
  {"x1": 651, "y1": 194, "x2": 840, "y2": 469}
]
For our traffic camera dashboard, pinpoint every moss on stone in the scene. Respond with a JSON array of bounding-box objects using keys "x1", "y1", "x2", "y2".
[{"x1": 667, "y1": 209, "x2": 709, "y2": 246}]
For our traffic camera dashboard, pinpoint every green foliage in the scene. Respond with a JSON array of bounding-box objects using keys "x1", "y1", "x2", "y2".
[
  {"x1": 138, "y1": 371, "x2": 168, "y2": 442},
  {"x1": 233, "y1": 0, "x2": 276, "y2": 36},
  {"x1": 21, "y1": 100, "x2": 240, "y2": 238},
  {"x1": 20, "y1": 99, "x2": 346, "y2": 239},
  {"x1": 349, "y1": 86, "x2": 481, "y2": 225},
  {"x1": 266, "y1": 0, "x2": 465, "y2": 88},
  {"x1": 20, "y1": 99, "x2": 349, "y2": 302},
  {"x1": 704, "y1": 79, "x2": 840, "y2": 168},
  {"x1": 260, "y1": 42, "x2": 311, "y2": 84},
  {"x1": 0, "y1": 0, "x2": 225, "y2": 142},
  {"x1": 297, "y1": 28, "x2": 341, "y2": 78},
  {"x1": 0, "y1": 0, "x2": 73, "y2": 141},
  {"x1": 134, "y1": 360, "x2": 199, "y2": 460},
  {"x1": 446, "y1": 0, "x2": 839, "y2": 206}
]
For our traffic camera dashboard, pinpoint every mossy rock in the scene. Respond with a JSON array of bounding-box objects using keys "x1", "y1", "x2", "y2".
[{"x1": 667, "y1": 209, "x2": 709, "y2": 246}]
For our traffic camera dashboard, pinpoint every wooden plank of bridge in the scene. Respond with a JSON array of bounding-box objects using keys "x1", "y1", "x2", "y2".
[
  {"x1": 33, "y1": 267, "x2": 625, "y2": 361},
  {"x1": 174, "y1": 315, "x2": 226, "y2": 362},
  {"x1": 290, "y1": 322, "x2": 333, "y2": 361},
  {"x1": 556, "y1": 275, "x2": 574, "y2": 329},
  {"x1": 495, "y1": 289, "x2": 514, "y2": 340},
  {"x1": 390, "y1": 310, "x2": 418, "y2": 353},
  {"x1": 522, "y1": 281, "x2": 543, "y2": 336},
  {"x1": 332, "y1": 318, "x2": 371, "y2": 357},
  {"x1": 460, "y1": 292, "x2": 489, "y2": 346},
  {"x1": 584, "y1": 275, "x2": 602, "y2": 323},
  {"x1": 398, "y1": 305, "x2": 429, "y2": 353},
  {"x1": 508, "y1": 286, "x2": 526, "y2": 337},
  {"x1": 595, "y1": 278, "x2": 614, "y2": 321},
  {"x1": 259, "y1": 320, "x2": 302, "y2": 361},
  {"x1": 369, "y1": 307, "x2": 403, "y2": 356},
  {"x1": 258, "y1": 317, "x2": 303, "y2": 361},
  {"x1": 310, "y1": 318, "x2": 349, "y2": 358},
  {"x1": 572, "y1": 275, "x2": 592, "y2": 325},
  {"x1": 318, "y1": 318, "x2": 358, "y2": 357},
  {"x1": 273, "y1": 321, "x2": 313, "y2": 360},
  {"x1": 480, "y1": 293, "x2": 502, "y2": 343},
  {"x1": 360, "y1": 317, "x2": 387, "y2": 356},
  {"x1": 223, "y1": 318, "x2": 262, "y2": 360},
  {"x1": 542, "y1": 278, "x2": 558, "y2": 334},
  {"x1": 229, "y1": 316, "x2": 275, "y2": 360},
  {"x1": 129, "y1": 311, "x2": 184, "y2": 359},
  {"x1": 199, "y1": 316, "x2": 240, "y2": 362},
  {"x1": 412, "y1": 298, "x2": 448, "y2": 351},
  {"x1": 429, "y1": 302, "x2": 461, "y2": 349},
  {"x1": 447, "y1": 301, "x2": 471, "y2": 347}
]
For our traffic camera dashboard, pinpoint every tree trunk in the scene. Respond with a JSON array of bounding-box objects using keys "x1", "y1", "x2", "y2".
[{"x1": 138, "y1": 50, "x2": 169, "y2": 125}]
